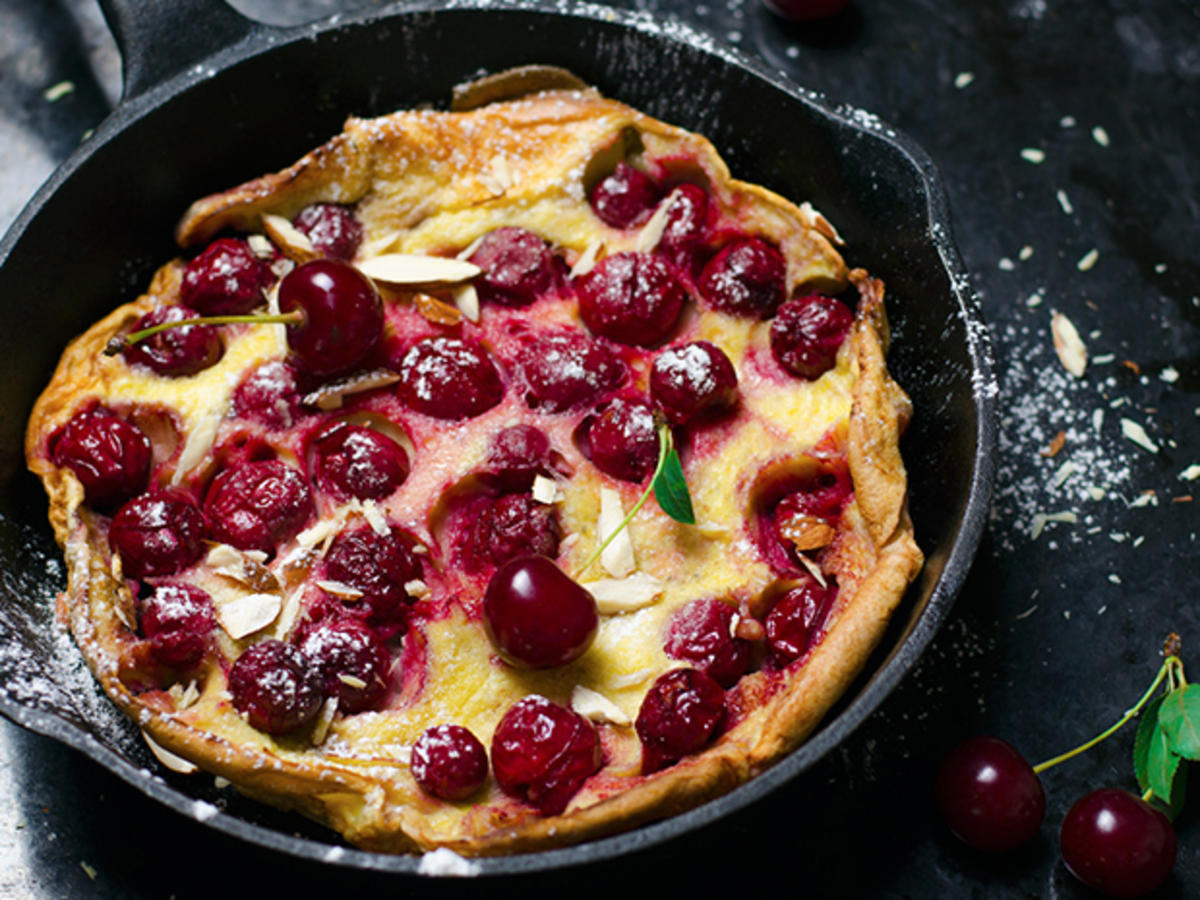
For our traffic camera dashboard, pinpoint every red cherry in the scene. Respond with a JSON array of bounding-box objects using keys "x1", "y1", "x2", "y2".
[
  {"x1": 51, "y1": 407, "x2": 151, "y2": 507},
  {"x1": 935, "y1": 736, "x2": 1046, "y2": 852},
  {"x1": 294, "y1": 617, "x2": 389, "y2": 714},
  {"x1": 228, "y1": 639, "x2": 322, "y2": 735},
  {"x1": 636, "y1": 668, "x2": 726, "y2": 773},
  {"x1": 307, "y1": 420, "x2": 409, "y2": 502},
  {"x1": 397, "y1": 336, "x2": 504, "y2": 420},
  {"x1": 491, "y1": 695, "x2": 601, "y2": 815},
  {"x1": 1060, "y1": 788, "x2": 1176, "y2": 898},
  {"x1": 483, "y1": 556, "x2": 598, "y2": 668},
  {"x1": 764, "y1": 577, "x2": 835, "y2": 666},
  {"x1": 411, "y1": 724, "x2": 489, "y2": 801},
  {"x1": 697, "y1": 238, "x2": 786, "y2": 318},
  {"x1": 139, "y1": 582, "x2": 215, "y2": 669},
  {"x1": 576, "y1": 251, "x2": 685, "y2": 347},
  {"x1": 517, "y1": 330, "x2": 626, "y2": 413},
  {"x1": 484, "y1": 424, "x2": 552, "y2": 489},
  {"x1": 467, "y1": 227, "x2": 563, "y2": 306},
  {"x1": 650, "y1": 341, "x2": 738, "y2": 425},
  {"x1": 230, "y1": 360, "x2": 302, "y2": 429},
  {"x1": 584, "y1": 398, "x2": 659, "y2": 483},
  {"x1": 181, "y1": 237, "x2": 273, "y2": 316},
  {"x1": 204, "y1": 459, "x2": 313, "y2": 555},
  {"x1": 761, "y1": 0, "x2": 852, "y2": 22},
  {"x1": 108, "y1": 490, "x2": 205, "y2": 578},
  {"x1": 770, "y1": 294, "x2": 854, "y2": 380},
  {"x1": 664, "y1": 598, "x2": 751, "y2": 688},
  {"x1": 323, "y1": 524, "x2": 423, "y2": 634},
  {"x1": 656, "y1": 183, "x2": 711, "y2": 265},
  {"x1": 278, "y1": 258, "x2": 382, "y2": 379},
  {"x1": 469, "y1": 493, "x2": 561, "y2": 569},
  {"x1": 122, "y1": 305, "x2": 223, "y2": 377},
  {"x1": 589, "y1": 162, "x2": 662, "y2": 228},
  {"x1": 292, "y1": 203, "x2": 363, "y2": 260}
]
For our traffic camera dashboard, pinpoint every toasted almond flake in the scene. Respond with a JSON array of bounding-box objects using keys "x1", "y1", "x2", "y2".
[
  {"x1": 311, "y1": 697, "x2": 338, "y2": 746},
  {"x1": 207, "y1": 543, "x2": 280, "y2": 593},
  {"x1": 571, "y1": 685, "x2": 631, "y2": 725},
  {"x1": 168, "y1": 680, "x2": 201, "y2": 710},
  {"x1": 173, "y1": 409, "x2": 224, "y2": 483},
  {"x1": 634, "y1": 191, "x2": 675, "y2": 252},
  {"x1": 414, "y1": 292, "x2": 464, "y2": 325},
  {"x1": 404, "y1": 579, "x2": 430, "y2": 599},
  {"x1": 998, "y1": 257, "x2": 1015, "y2": 271},
  {"x1": 453, "y1": 284, "x2": 480, "y2": 323},
  {"x1": 610, "y1": 667, "x2": 655, "y2": 689},
  {"x1": 338, "y1": 674, "x2": 368, "y2": 690},
  {"x1": 215, "y1": 592, "x2": 282, "y2": 640},
  {"x1": 1051, "y1": 461, "x2": 1076, "y2": 488},
  {"x1": 359, "y1": 498, "x2": 390, "y2": 536},
  {"x1": 1051, "y1": 312, "x2": 1088, "y2": 377},
  {"x1": 1160, "y1": 366, "x2": 1180, "y2": 384},
  {"x1": 1019, "y1": 245, "x2": 1034, "y2": 260},
  {"x1": 799, "y1": 202, "x2": 844, "y2": 245},
  {"x1": 1040, "y1": 429, "x2": 1067, "y2": 457},
  {"x1": 1120, "y1": 418, "x2": 1159, "y2": 453},
  {"x1": 206, "y1": 543, "x2": 245, "y2": 570},
  {"x1": 262, "y1": 213, "x2": 319, "y2": 262},
  {"x1": 1180, "y1": 465, "x2": 1200, "y2": 481},
  {"x1": 247, "y1": 233, "x2": 275, "y2": 258},
  {"x1": 1092, "y1": 353, "x2": 1115, "y2": 364},
  {"x1": 1108, "y1": 573, "x2": 1122, "y2": 584},
  {"x1": 1056, "y1": 189, "x2": 1074, "y2": 214},
  {"x1": 1026, "y1": 293, "x2": 1044, "y2": 308},
  {"x1": 142, "y1": 731, "x2": 198, "y2": 774},
  {"x1": 796, "y1": 554, "x2": 828, "y2": 588},
  {"x1": 531, "y1": 475, "x2": 561, "y2": 505},
  {"x1": 1121, "y1": 359, "x2": 1141, "y2": 375},
  {"x1": 1077, "y1": 248, "x2": 1100, "y2": 271},
  {"x1": 1092, "y1": 126, "x2": 1110, "y2": 147},
  {"x1": 269, "y1": 587, "x2": 305, "y2": 641},
  {"x1": 1020, "y1": 147, "x2": 1046, "y2": 164},
  {"x1": 569, "y1": 240, "x2": 603, "y2": 277},
  {"x1": 357, "y1": 254, "x2": 481, "y2": 290},
  {"x1": 954, "y1": 71, "x2": 975, "y2": 88},
  {"x1": 489, "y1": 155, "x2": 514, "y2": 192},
  {"x1": 1030, "y1": 510, "x2": 1077, "y2": 539},
  {"x1": 597, "y1": 487, "x2": 635, "y2": 578},
  {"x1": 1173, "y1": 495, "x2": 1193, "y2": 503},
  {"x1": 1015, "y1": 605, "x2": 1038, "y2": 620},
  {"x1": 80, "y1": 861, "x2": 97, "y2": 880},
  {"x1": 1129, "y1": 491, "x2": 1157, "y2": 508},
  {"x1": 455, "y1": 236, "x2": 485, "y2": 261},
  {"x1": 584, "y1": 571, "x2": 663, "y2": 614},
  {"x1": 316, "y1": 580, "x2": 364, "y2": 599},
  {"x1": 44, "y1": 80, "x2": 75, "y2": 102},
  {"x1": 778, "y1": 511, "x2": 836, "y2": 551},
  {"x1": 302, "y1": 368, "x2": 400, "y2": 411},
  {"x1": 297, "y1": 516, "x2": 342, "y2": 548},
  {"x1": 1088, "y1": 486, "x2": 1107, "y2": 501}
]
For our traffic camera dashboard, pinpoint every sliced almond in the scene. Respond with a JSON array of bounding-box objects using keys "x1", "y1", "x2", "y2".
[
  {"x1": 215, "y1": 592, "x2": 282, "y2": 640},
  {"x1": 173, "y1": 409, "x2": 224, "y2": 483},
  {"x1": 404, "y1": 579, "x2": 430, "y2": 599},
  {"x1": 531, "y1": 475, "x2": 561, "y2": 505},
  {"x1": 206, "y1": 543, "x2": 280, "y2": 594},
  {"x1": 262, "y1": 213, "x2": 319, "y2": 263},
  {"x1": 453, "y1": 284, "x2": 480, "y2": 322},
  {"x1": 270, "y1": 587, "x2": 305, "y2": 640},
  {"x1": 311, "y1": 697, "x2": 339, "y2": 746},
  {"x1": 1051, "y1": 312, "x2": 1088, "y2": 377},
  {"x1": 142, "y1": 731, "x2": 198, "y2": 774},
  {"x1": 414, "y1": 292, "x2": 464, "y2": 325},
  {"x1": 598, "y1": 487, "x2": 635, "y2": 578},
  {"x1": 569, "y1": 240, "x2": 603, "y2": 278},
  {"x1": 357, "y1": 254, "x2": 481, "y2": 291},
  {"x1": 799, "y1": 202, "x2": 845, "y2": 245},
  {"x1": 633, "y1": 192, "x2": 675, "y2": 253},
  {"x1": 796, "y1": 554, "x2": 827, "y2": 589},
  {"x1": 316, "y1": 579, "x2": 364, "y2": 600},
  {"x1": 571, "y1": 685, "x2": 631, "y2": 726},
  {"x1": 583, "y1": 571, "x2": 663, "y2": 614},
  {"x1": 302, "y1": 368, "x2": 401, "y2": 411},
  {"x1": 777, "y1": 512, "x2": 836, "y2": 552},
  {"x1": 247, "y1": 233, "x2": 275, "y2": 259},
  {"x1": 337, "y1": 673, "x2": 368, "y2": 690},
  {"x1": 168, "y1": 680, "x2": 201, "y2": 710}
]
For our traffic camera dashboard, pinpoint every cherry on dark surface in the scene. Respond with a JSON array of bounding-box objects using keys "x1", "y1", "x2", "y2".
[
  {"x1": 584, "y1": 398, "x2": 659, "y2": 483},
  {"x1": 278, "y1": 258, "x2": 383, "y2": 379},
  {"x1": 180, "y1": 237, "x2": 274, "y2": 316},
  {"x1": 517, "y1": 330, "x2": 626, "y2": 413},
  {"x1": 230, "y1": 360, "x2": 302, "y2": 429},
  {"x1": 467, "y1": 226, "x2": 562, "y2": 307},
  {"x1": 934, "y1": 736, "x2": 1046, "y2": 853},
  {"x1": 650, "y1": 340, "x2": 738, "y2": 425},
  {"x1": 204, "y1": 459, "x2": 313, "y2": 555},
  {"x1": 761, "y1": 0, "x2": 852, "y2": 21},
  {"x1": 293, "y1": 203, "x2": 363, "y2": 261},
  {"x1": 228, "y1": 639, "x2": 323, "y2": 735},
  {"x1": 323, "y1": 524, "x2": 423, "y2": 632},
  {"x1": 397, "y1": 336, "x2": 504, "y2": 419},
  {"x1": 108, "y1": 489, "x2": 206, "y2": 579},
  {"x1": 664, "y1": 598, "x2": 752, "y2": 688},
  {"x1": 764, "y1": 577, "x2": 834, "y2": 666},
  {"x1": 576, "y1": 251, "x2": 685, "y2": 347},
  {"x1": 770, "y1": 294, "x2": 855, "y2": 380},
  {"x1": 470, "y1": 493, "x2": 561, "y2": 569},
  {"x1": 294, "y1": 617, "x2": 389, "y2": 714},
  {"x1": 697, "y1": 237, "x2": 787, "y2": 318},
  {"x1": 485, "y1": 424, "x2": 552, "y2": 489},
  {"x1": 1060, "y1": 788, "x2": 1176, "y2": 898},
  {"x1": 51, "y1": 407, "x2": 151, "y2": 507},
  {"x1": 308, "y1": 420, "x2": 410, "y2": 502},
  {"x1": 482, "y1": 555, "x2": 598, "y2": 668},
  {"x1": 589, "y1": 161, "x2": 663, "y2": 229},
  {"x1": 491, "y1": 694, "x2": 602, "y2": 815},
  {"x1": 122, "y1": 305, "x2": 223, "y2": 377},
  {"x1": 411, "y1": 724, "x2": 489, "y2": 802},
  {"x1": 636, "y1": 667, "x2": 726, "y2": 773},
  {"x1": 657, "y1": 183, "x2": 711, "y2": 265},
  {"x1": 139, "y1": 582, "x2": 215, "y2": 669}
]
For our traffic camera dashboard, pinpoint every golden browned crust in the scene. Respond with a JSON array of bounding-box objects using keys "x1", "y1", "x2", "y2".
[{"x1": 26, "y1": 87, "x2": 920, "y2": 856}]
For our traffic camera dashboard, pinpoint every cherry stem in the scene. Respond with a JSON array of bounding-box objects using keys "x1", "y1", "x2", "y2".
[
  {"x1": 1032, "y1": 655, "x2": 1183, "y2": 774},
  {"x1": 573, "y1": 423, "x2": 672, "y2": 579},
  {"x1": 103, "y1": 310, "x2": 304, "y2": 356}
]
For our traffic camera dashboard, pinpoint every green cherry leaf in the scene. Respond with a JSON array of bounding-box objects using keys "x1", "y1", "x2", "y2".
[
  {"x1": 1158, "y1": 684, "x2": 1200, "y2": 760},
  {"x1": 1134, "y1": 694, "x2": 1167, "y2": 791},
  {"x1": 652, "y1": 427, "x2": 695, "y2": 525},
  {"x1": 1146, "y1": 723, "x2": 1183, "y2": 803}
]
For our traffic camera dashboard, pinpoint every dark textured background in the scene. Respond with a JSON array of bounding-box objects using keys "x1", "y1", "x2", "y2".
[{"x1": 0, "y1": 0, "x2": 1197, "y2": 896}]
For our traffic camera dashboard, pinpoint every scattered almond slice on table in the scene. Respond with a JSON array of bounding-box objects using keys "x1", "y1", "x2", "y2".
[{"x1": 1051, "y1": 312, "x2": 1088, "y2": 377}]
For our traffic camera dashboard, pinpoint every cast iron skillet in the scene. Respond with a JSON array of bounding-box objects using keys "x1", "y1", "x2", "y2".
[{"x1": 0, "y1": 0, "x2": 996, "y2": 876}]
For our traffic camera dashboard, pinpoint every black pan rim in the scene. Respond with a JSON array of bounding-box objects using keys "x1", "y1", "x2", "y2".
[{"x1": 0, "y1": 0, "x2": 997, "y2": 876}]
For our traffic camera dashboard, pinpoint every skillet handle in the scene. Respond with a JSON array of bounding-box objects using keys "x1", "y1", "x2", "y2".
[{"x1": 97, "y1": 0, "x2": 258, "y2": 101}]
